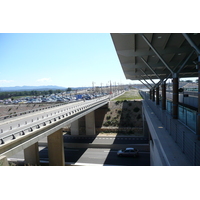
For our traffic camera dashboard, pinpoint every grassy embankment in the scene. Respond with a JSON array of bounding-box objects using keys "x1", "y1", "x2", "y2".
[
  {"x1": 98, "y1": 89, "x2": 143, "y2": 136},
  {"x1": 112, "y1": 89, "x2": 143, "y2": 101}
]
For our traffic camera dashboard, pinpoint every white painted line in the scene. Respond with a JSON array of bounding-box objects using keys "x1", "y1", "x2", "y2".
[
  {"x1": 66, "y1": 149, "x2": 79, "y2": 151},
  {"x1": 69, "y1": 162, "x2": 104, "y2": 166},
  {"x1": 7, "y1": 158, "x2": 24, "y2": 161},
  {"x1": 104, "y1": 150, "x2": 117, "y2": 153}
]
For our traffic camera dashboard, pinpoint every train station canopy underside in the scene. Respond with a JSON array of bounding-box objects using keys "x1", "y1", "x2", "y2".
[{"x1": 111, "y1": 33, "x2": 200, "y2": 84}]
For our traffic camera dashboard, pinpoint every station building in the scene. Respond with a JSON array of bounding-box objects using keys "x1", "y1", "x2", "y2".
[{"x1": 111, "y1": 33, "x2": 200, "y2": 165}]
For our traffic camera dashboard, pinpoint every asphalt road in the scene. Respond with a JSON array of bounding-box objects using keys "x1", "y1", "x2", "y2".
[
  {"x1": 63, "y1": 135, "x2": 149, "y2": 144},
  {"x1": 39, "y1": 135, "x2": 150, "y2": 166},
  {"x1": 39, "y1": 146, "x2": 150, "y2": 166},
  {"x1": 7, "y1": 135, "x2": 150, "y2": 166}
]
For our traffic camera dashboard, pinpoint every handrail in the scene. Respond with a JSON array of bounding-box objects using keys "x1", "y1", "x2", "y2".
[
  {"x1": 0, "y1": 102, "x2": 76, "y2": 121},
  {"x1": 139, "y1": 89, "x2": 200, "y2": 165}
]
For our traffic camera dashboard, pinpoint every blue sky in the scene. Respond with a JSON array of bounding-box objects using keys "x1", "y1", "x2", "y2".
[
  {"x1": 0, "y1": 1, "x2": 198, "y2": 89},
  {"x1": 0, "y1": 33, "x2": 198, "y2": 89},
  {"x1": 0, "y1": 33, "x2": 135, "y2": 88}
]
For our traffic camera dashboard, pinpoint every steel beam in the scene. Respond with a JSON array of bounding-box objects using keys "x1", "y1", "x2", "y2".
[
  {"x1": 155, "y1": 80, "x2": 162, "y2": 87},
  {"x1": 140, "y1": 34, "x2": 174, "y2": 74},
  {"x1": 140, "y1": 68, "x2": 156, "y2": 85},
  {"x1": 139, "y1": 80, "x2": 150, "y2": 89},
  {"x1": 182, "y1": 33, "x2": 200, "y2": 55},
  {"x1": 139, "y1": 76, "x2": 154, "y2": 89},
  {"x1": 117, "y1": 46, "x2": 192, "y2": 57},
  {"x1": 160, "y1": 49, "x2": 195, "y2": 83},
  {"x1": 140, "y1": 56, "x2": 161, "y2": 80},
  {"x1": 177, "y1": 49, "x2": 196, "y2": 74}
]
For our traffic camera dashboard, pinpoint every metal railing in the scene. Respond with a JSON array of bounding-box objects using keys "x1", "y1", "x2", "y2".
[
  {"x1": 140, "y1": 90, "x2": 200, "y2": 165},
  {"x1": 0, "y1": 102, "x2": 68, "y2": 121}
]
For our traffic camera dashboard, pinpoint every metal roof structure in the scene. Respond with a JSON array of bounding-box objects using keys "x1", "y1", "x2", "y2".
[{"x1": 111, "y1": 33, "x2": 200, "y2": 86}]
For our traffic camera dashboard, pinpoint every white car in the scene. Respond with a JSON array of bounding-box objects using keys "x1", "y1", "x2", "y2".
[{"x1": 117, "y1": 147, "x2": 139, "y2": 157}]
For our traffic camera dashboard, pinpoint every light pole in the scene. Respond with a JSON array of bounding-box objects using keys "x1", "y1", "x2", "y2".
[
  {"x1": 92, "y1": 81, "x2": 95, "y2": 95},
  {"x1": 110, "y1": 80, "x2": 112, "y2": 94}
]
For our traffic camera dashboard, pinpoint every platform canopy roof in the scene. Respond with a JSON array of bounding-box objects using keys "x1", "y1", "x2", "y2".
[{"x1": 111, "y1": 33, "x2": 200, "y2": 85}]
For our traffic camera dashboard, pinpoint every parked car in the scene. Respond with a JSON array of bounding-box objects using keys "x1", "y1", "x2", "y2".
[{"x1": 117, "y1": 147, "x2": 139, "y2": 157}]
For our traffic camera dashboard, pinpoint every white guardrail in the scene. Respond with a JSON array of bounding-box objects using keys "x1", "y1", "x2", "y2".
[
  {"x1": 0, "y1": 102, "x2": 68, "y2": 121},
  {"x1": 0, "y1": 92, "x2": 124, "y2": 146}
]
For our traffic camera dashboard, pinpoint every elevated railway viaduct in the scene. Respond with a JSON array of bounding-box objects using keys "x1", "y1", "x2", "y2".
[{"x1": 0, "y1": 92, "x2": 123, "y2": 166}]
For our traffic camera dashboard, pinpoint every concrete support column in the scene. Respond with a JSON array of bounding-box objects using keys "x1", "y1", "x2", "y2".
[
  {"x1": 162, "y1": 82, "x2": 166, "y2": 110},
  {"x1": 85, "y1": 111, "x2": 96, "y2": 135},
  {"x1": 156, "y1": 86, "x2": 159, "y2": 105},
  {"x1": 24, "y1": 142, "x2": 39, "y2": 166},
  {"x1": 48, "y1": 129, "x2": 65, "y2": 166},
  {"x1": 152, "y1": 88, "x2": 155, "y2": 102},
  {"x1": 172, "y1": 73, "x2": 179, "y2": 119},
  {"x1": 71, "y1": 119, "x2": 79, "y2": 135},
  {"x1": 0, "y1": 155, "x2": 9, "y2": 166}
]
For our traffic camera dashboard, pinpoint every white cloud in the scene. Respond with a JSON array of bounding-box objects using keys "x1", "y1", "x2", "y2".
[
  {"x1": 36, "y1": 78, "x2": 52, "y2": 82},
  {"x1": 0, "y1": 80, "x2": 14, "y2": 83}
]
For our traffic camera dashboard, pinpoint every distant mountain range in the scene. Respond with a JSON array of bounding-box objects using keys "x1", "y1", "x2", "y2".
[
  {"x1": 0, "y1": 85, "x2": 92, "y2": 92},
  {"x1": 0, "y1": 85, "x2": 67, "y2": 92}
]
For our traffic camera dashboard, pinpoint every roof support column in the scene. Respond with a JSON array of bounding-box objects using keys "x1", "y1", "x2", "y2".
[
  {"x1": 182, "y1": 33, "x2": 200, "y2": 137},
  {"x1": 152, "y1": 87, "x2": 155, "y2": 102},
  {"x1": 197, "y1": 56, "x2": 200, "y2": 138},
  {"x1": 172, "y1": 73, "x2": 179, "y2": 119},
  {"x1": 156, "y1": 85, "x2": 159, "y2": 105},
  {"x1": 149, "y1": 89, "x2": 152, "y2": 100},
  {"x1": 161, "y1": 82, "x2": 166, "y2": 110}
]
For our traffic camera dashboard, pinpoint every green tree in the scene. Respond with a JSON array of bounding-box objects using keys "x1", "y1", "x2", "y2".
[
  {"x1": 48, "y1": 90, "x2": 53, "y2": 94},
  {"x1": 186, "y1": 80, "x2": 193, "y2": 83}
]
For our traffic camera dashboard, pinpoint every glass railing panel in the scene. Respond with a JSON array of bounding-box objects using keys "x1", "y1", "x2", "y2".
[
  {"x1": 178, "y1": 105, "x2": 187, "y2": 124},
  {"x1": 186, "y1": 108, "x2": 196, "y2": 132},
  {"x1": 166, "y1": 100, "x2": 172, "y2": 114}
]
